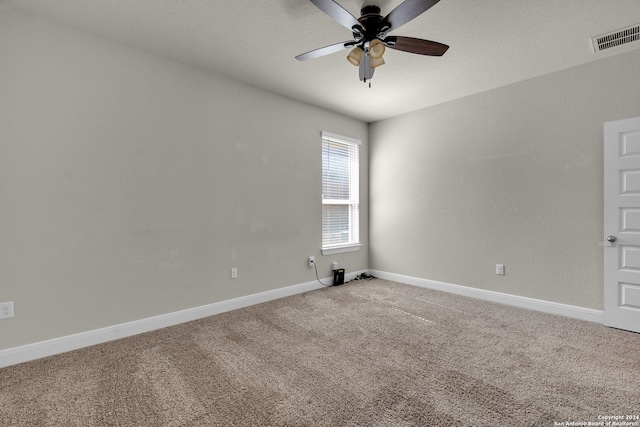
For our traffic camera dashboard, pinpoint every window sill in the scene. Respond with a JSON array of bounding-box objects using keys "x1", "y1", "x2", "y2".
[{"x1": 321, "y1": 244, "x2": 361, "y2": 256}]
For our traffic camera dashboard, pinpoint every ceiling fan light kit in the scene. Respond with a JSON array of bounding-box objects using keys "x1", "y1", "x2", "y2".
[
  {"x1": 347, "y1": 40, "x2": 385, "y2": 68},
  {"x1": 368, "y1": 39, "x2": 385, "y2": 59},
  {"x1": 296, "y1": 0, "x2": 449, "y2": 84},
  {"x1": 369, "y1": 54, "x2": 385, "y2": 68},
  {"x1": 347, "y1": 47, "x2": 364, "y2": 66}
]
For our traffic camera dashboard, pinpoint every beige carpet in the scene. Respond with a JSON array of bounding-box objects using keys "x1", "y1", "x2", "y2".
[{"x1": 1, "y1": 278, "x2": 639, "y2": 426}]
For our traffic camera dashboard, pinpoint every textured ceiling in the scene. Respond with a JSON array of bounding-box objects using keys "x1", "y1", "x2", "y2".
[{"x1": 7, "y1": 0, "x2": 640, "y2": 122}]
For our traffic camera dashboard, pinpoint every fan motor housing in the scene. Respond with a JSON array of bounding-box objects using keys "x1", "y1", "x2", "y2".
[{"x1": 355, "y1": 5, "x2": 384, "y2": 41}]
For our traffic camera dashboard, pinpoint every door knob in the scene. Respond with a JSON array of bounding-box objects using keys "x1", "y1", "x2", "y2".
[{"x1": 607, "y1": 235, "x2": 617, "y2": 243}]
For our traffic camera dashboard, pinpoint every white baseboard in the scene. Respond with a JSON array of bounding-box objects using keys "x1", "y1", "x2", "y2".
[
  {"x1": 1, "y1": 268, "x2": 598, "y2": 369},
  {"x1": 370, "y1": 270, "x2": 604, "y2": 324},
  {"x1": 0, "y1": 271, "x2": 366, "y2": 369}
]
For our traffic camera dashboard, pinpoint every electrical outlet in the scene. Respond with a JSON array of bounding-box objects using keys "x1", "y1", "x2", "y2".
[
  {"x1": 230, "y1": 267, "x2": 237, "y2": 279},
  {"x1": 496, "y1": 264, "x2": 505, "y2": 276},
  {"x1": 0, "y1": 301, "x2": 14, "y2": 320},
  {"x1": 308, "y1": 256, "x2": 315, "y2": 267}
]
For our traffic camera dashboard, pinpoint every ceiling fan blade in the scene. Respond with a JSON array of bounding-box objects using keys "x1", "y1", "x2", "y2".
[
  {"x1": 379, "y1": 0, "x2": 440, "y2": 33},
  {"x1": 359, "y1": 54, "x2": 374, "y2": 82},
  {"x1": 308, "y1": 0, "x2": 361, "y2": 31},
  {"x1": 385, "y1": 36, "x2": 449, "y2": 56},
  {"x1": 295, "y1": 41, "x2": 356, "y2": 61}
]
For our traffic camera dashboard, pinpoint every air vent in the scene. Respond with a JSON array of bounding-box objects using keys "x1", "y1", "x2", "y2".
[{"x1": 592, "y1": 24, "x2": 640, "y2": 53}]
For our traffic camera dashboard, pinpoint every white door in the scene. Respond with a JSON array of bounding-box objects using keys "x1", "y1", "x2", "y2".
[{"x1": 604, "y1": 116, "x2": 640, "y2": 333}]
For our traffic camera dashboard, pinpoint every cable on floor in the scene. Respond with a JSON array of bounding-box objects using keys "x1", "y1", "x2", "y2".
[{"x1": 311, "y1": 260, "x2": 332, "y2": 287}]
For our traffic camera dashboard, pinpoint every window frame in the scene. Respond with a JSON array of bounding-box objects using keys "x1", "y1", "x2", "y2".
[{"x1": 321, "y1": 131, "x2": 361, "y2": 255}]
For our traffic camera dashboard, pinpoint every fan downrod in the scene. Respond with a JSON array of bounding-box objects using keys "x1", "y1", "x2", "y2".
[{"x1": 360, "y1": 5, "x2": 381, "y2": 16}]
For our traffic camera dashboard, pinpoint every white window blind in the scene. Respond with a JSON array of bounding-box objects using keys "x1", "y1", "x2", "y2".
[{"x1": 322, "y1": 131, "x2": 360, "y2": 251}]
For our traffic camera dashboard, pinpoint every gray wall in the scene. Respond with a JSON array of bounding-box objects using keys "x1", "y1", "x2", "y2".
[
  {"x1": 3, "y1": 5, "x2": 640, "y2": 353},
  {"x1": 0, "y1": 9, "x2": 368, "y2": 350},
  {"x1": 370, "y1": 48, "x2": 640, "y2": 310}
]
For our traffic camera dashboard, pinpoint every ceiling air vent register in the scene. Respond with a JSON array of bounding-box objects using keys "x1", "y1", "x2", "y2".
[{"x1": 592, "y1": 24, "x2": 640, "y2": 53}]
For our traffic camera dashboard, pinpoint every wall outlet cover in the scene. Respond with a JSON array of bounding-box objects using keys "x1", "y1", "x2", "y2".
[{"x1": 0, "y1": 301, "x2": 14, "y2": 319}]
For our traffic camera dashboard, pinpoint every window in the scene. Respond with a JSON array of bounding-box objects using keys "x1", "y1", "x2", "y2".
[{"x1": 321, "y1": 131, "x2": 360, "y2": 255}]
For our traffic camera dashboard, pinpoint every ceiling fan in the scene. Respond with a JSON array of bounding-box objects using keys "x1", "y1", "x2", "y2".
[{"x1": 295, "y1": 0, "x2": 449, "y2": 84}]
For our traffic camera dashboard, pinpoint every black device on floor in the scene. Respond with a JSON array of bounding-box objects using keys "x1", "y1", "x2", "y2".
[{"x1": 333, "y1": 268, "x2": 345, "y2": 286}]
